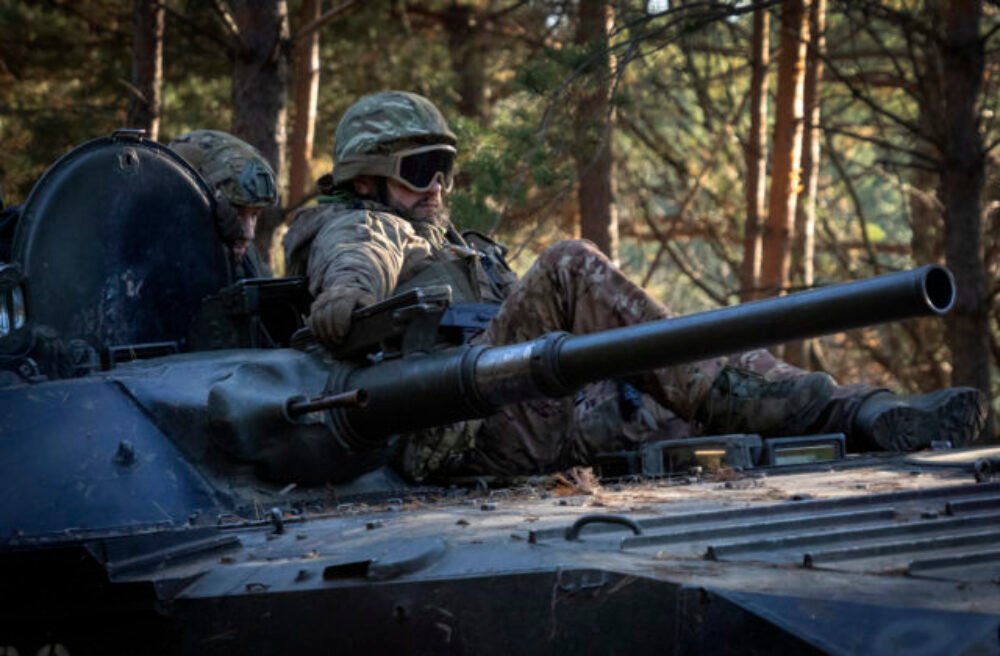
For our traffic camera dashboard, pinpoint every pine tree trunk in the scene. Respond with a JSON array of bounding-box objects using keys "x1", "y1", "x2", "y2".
[
  {"x1": 761, "y1": 0, "x2": 809, "y2": 303},
  {"x1": 941, "y1": 0, "x2": 992, "y2": 429},
  {"x1": 906, "y1": 0, "x2": 948, "y2": 391},
  {"x1": 444, "y1": 4, "x2": 488, "y2": 120},
  {"x1": 786, "y1": 0, "x2": 824, "y2": 368},
  {"x1": 126, "y1": 0, "x2": 164, "y2": 140},
  {"x1": 289, "y1": 0, "x2": 321, "y2": 207},
  {"x1": 741, "y1": 6, "x2": 769, "y2": 303},
  {"x1": 231, "y1": 0, "x2": 289, "y2": 260},
  {"x1": 574, "y1": 0, "x2": 618, "y2": 262}
]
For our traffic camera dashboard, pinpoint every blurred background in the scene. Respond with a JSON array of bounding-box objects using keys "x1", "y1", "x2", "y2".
[{"x1": 1, "y1": 0, "x2": 997, "y2": 428}]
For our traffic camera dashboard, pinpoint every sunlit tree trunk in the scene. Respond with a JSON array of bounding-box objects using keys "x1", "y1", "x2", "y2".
[
  {"x1": 761, "y1": 0, "x2": 809, "y2": 306},
  {"x1": 786, "y1": 0, "x2": 824, "y2": 368},
  {"x1": 574, "y1": 0, "x2": 618, "y2": 262},
  {"x1": 941, "y1": 0, "x2": 991, "y2": 427},
  {"x1": 126, "y1": 0, "x2": 164, "y2": 140},
  {"x1": 289, "y1": 0, "x2": 321, "y2": 207},
  {"x1": 231, "y1": 0, "x2": 289, "y2": 259},
  {"x1": 741, "y1": 6, "x2": 769, "y2": 303}
]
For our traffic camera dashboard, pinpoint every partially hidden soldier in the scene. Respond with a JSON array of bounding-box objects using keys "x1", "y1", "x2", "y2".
[
  {"x1": 169, "y1": 130, "x2": 277, "y2": 279},
  {"x1": 284, "y1": 90, "x2": 988, "y2": 482},
  {"x1": 0, "y1": 182, "x2": 24, "y2": 264}
]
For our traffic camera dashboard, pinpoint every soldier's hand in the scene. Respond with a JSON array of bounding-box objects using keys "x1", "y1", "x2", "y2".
[{"x1": 308, "y1": 286, "x2": 376, "y2": 346}]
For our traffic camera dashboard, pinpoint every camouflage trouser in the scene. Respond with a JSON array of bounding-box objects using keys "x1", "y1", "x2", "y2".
[{"x1": 402, "y1": 240, "x2": 878, "y2": 479}]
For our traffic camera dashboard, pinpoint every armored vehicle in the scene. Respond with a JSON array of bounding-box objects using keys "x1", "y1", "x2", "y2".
[{"x1": 0, "y1": 132, "x2": 997, "y2": 655}]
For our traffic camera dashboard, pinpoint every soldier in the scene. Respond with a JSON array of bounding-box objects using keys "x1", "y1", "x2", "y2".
[
  {"x1": 169, "y1": 130, "x2": 277, "y2": 279},
  {"x1": 284, "y1": 90, "x2": 987, "y2": 482}
]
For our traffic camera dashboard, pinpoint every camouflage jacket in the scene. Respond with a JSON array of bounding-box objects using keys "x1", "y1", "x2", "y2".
[
  {"x1": 283, "y1": 193, "x2": 516, "y2": 305},
  {"x1": 283, "y1": 193, "x2": 518, "y2": 482}
]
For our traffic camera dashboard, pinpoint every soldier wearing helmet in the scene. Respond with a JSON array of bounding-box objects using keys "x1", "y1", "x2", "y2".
[
  {"x1": 169, "y1": 130, "x2": 277, "y2": 278},
  {"x1": 284, "y1": 91, "x2": 515, "y2": 347},
  {"x1": 283, "y1": 91, "x2": 986, "y2": 482}
]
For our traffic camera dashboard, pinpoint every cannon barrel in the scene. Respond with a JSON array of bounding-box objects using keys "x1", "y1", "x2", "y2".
[{"x1": 331, "y1": 265, "x2": 955, "y2": 449}]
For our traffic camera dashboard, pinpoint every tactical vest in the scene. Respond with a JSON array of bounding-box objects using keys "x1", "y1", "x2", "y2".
[{"x1": 395, "y1": 228, "x2": 516, "y2": 305}]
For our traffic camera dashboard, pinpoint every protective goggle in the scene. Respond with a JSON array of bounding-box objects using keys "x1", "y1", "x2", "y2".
[{"x1": 390, "y1": 145, "x2": 456, "y2": 193}]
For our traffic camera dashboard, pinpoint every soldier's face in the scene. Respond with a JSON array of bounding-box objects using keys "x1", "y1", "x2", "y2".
[
  {"x1": 232, "y1": 207, "x2": 260, "y2": 259},
  {"x1": 386, "y1": 177, "x2": 444, "y2": 221}
]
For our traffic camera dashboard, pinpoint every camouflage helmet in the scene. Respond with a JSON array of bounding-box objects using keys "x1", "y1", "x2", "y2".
[
  {"x1": 169, "y1": 130, "x2": 277, "y2": 208},
  {"x1": 332, "y1": 91, "x2": 457, "y2": 186}
]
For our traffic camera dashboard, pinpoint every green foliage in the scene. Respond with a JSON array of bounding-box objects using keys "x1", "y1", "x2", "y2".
[
  {"x1": 0, "y1": 1, "x2": 132, "y2": 200},
  {"x1": 2, "y1": 0, "x2": 998, "y2": 399}
]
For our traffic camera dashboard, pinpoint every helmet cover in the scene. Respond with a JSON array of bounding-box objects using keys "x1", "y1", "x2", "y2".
[
  {"x1": 169, "y1": 130, "x2": 277, "y2": 208},
  {"x1": 332, "y1": 91, "x2": 457, "y2": 186}
]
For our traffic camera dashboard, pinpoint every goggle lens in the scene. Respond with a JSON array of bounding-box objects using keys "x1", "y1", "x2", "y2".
[{"x1": 397, "y1": 147, "x2": 456, "y2": 192}]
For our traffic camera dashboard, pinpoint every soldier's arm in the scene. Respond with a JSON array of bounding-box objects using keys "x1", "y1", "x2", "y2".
[{"x1": 306, "y1": 209, "x2": 430, "y2": 302}]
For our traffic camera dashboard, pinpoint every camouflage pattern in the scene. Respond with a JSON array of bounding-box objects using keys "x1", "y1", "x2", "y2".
[
  {"x1": 169, "y1": 130, "x2": 277, "y2": 208},
  {"x1": 291, "y1": 85, "x2": 883, "y2": 479},
  {"x1": 283, "y1": 195, "x2": 510, "y2": 304},
  {"x1": 332, "y1": 91, "x2": 457, "y2": 186},
  {"x1": 401, "y1": 240, "x2": 880, "y2": 479}
]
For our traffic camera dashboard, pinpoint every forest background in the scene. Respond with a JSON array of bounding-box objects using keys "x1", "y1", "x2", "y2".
[{"x1": 1, "y1": 0, "x2": 998, "y2": 434}]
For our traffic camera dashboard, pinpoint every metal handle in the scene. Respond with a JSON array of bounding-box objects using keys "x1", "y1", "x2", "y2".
[{"x1": 565, "y1": 514, "x2": 643, "y2": 541}]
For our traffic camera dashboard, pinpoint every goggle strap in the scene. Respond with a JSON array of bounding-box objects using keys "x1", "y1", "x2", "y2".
[{"x1": 333, "y1": 155, "x2": 398, "y2": 185}]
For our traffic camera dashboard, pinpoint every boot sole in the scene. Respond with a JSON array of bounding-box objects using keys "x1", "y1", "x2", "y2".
[{"x1": 867, "y1": 388, "x2": 988, "y2": 451}]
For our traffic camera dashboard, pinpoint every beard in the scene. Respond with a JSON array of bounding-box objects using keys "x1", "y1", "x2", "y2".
[{"x1": 390, "y1": 197, "x2": 448, "y2": 227}]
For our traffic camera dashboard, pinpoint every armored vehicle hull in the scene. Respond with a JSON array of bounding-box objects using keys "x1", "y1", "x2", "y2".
[{"x1": 3, "y1": 454, "x2": 999, "y2": 655}]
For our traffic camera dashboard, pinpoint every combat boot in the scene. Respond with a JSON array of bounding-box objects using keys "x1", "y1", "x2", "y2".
[
  {"x1": 852, "y1": 387, "x2": 988, "y2": 451},
  {"x1": 698, "y1": 366, "x2": 837, "y2": 436}
]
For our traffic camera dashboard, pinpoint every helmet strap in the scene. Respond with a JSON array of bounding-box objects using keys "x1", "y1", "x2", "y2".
[{"x1": 374, "y1": 177, "x2": 391, "y2": 206}]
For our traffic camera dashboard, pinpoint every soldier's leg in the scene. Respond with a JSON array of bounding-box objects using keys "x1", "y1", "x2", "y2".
[
  {"x1": 480, "y1": 240, "x2": 722, "y2": 413},
  {"x1": 465, "y1": 380, "x2": 695, "y2": 476},
  {"x1": 490, "y1": 239, "x2": 854, "y2": 412},
  {"x1": 464, "y1": 240, "x2": 985, "y2": 475},
  {"x1": 467, "y1": 240, "x2": 834, "y2": 473},
  {"x1": 703, "y1": 344, "x2": 987, "y2": 450},
  {"x1": 463, "y1": 240, "x2": 697, "y2": 473}
]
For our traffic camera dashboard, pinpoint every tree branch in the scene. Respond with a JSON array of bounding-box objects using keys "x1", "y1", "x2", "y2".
[
  {"x1": 823, "y1": 131, "x2": 882, "y2": 272},
  {"x1": 210, "y1": 0, "x2": 246, "y2": 50},
  {"x1": 832, "y1": 0, "x2": 940, "y2": 44},
  {"x1": 820, "y1": 123, "x2": 939, "y2": 168},
  {"x1": 296, "y1": 0, "x2": 361, "y2": 42},
  {"x1": 157, "y1": 2, "x2": 231, "y2": 51},
  {"x1": 821, "y1": 54, "x2": 928, "y2": 144}
]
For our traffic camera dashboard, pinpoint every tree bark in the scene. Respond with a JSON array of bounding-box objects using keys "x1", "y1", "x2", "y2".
[
  {"x1": 574, "y1": 0, "x2": 618, "y2": 262},
  {"x1": 761, "y1": 0, "x2": 810, "y2": 301},
  {"x1": 741, "y1": 6, "x2": 769, "y2": 303},
  {"x1": 941, "y1": 0, "x2": 991, "y2": 425},
  {"x1": 902, "y1": 0, "x2": 948, "y2": 392},
  {"x1": 911, "y1": 2, "x2": 946, "y2": 267},
  {"x1": 288, "y1": 0, "x2": 321, "y2": 207},
  {"x1": 231, "y1": 0, "x2": 290, "y2": 259},
  {"x1": 786, "y1": 0, "x2": 824, "y2": 368},
  {"x1": 126, "y1": 0, "x2": 164, "y2": 140},
  {"x1": 444, "y1": 3, "x2": 488, "y2": 120}
]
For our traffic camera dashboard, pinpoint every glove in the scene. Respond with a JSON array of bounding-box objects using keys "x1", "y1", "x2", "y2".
[{"x1": 308, "y1": 286, "x2": 376, "y2": 347}]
